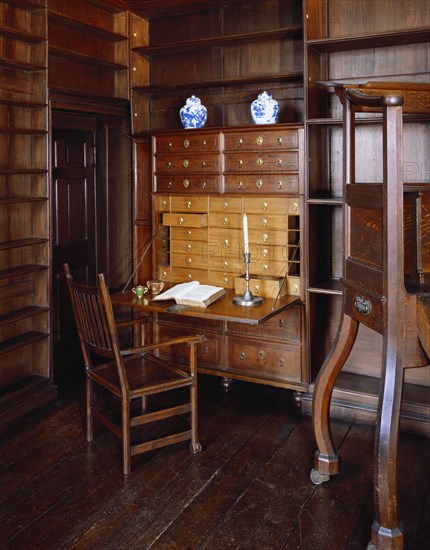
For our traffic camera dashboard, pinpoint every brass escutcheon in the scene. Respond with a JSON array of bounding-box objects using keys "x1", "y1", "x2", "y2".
[
  {"x1": 258, "y1": 349, "x2": 266, "y2": 360},
  {"x1": 183, "y1": 138, "x2": 190, "y2": 148},
  {"x1": 256, "y1": 135, "x2": 264, "y2": 145},
  {"x1": 256, "y1": 179, "x2": 263, "y2": 189},
  {"x1": 183, "y1": 179, "x2": 189, "y2": 188},
  {"x1": 256, "y1": 157, "x2": 264, "y2": 166},
  {"x1": 182, "y1": 158, "x2": 189, "y2": 168}
]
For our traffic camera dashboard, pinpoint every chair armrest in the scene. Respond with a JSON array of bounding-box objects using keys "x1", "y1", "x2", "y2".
[{"x1": 121, "y1": 334, "x2": 206, "y2": 356}]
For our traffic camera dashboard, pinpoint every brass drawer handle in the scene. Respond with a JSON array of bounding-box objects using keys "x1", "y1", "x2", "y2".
[
  {"x1": 279, "y1": 358, "x2": 284, "y2": 367},
  {"x1": 202, "y1": 181, "x2": 207, "y2": 189},
  {"x1": 238, "y1": 159, "x2": 243, "y2": 168},
  {"x1": 277, "y1": 181, "x2": 283, "y2": 189},
  {"x1": 223, "y1": 239, "x2": 229, "y2": 248},
  {"x1": 223, "y1": 217, "x2": 228, "y2": 225},
  {"x1": 203, "y1": 345, "x2": 209, "y2": 354},
  {"x1": 168, "y1": 141, "x2": 172, "y2": 148},
  {"x1": 187, "y1": 258, "x2": 192, "y2": 266},
  {"x1": 355, "y1": 295, "x2": 371, "y2": 316},
  {"x1": 183, "y1": 139, "x2": 190, "y2": 148},
  {"x1": 256, "y1": 135, "x2": 264, "y2": 145},
  {"x1": 292, "y1": 201, "x2": 298, "y2": 212},
  {"x1": 201, "y1": 160, "x2": 206, "y2": 168},
  {"x1": 277, "y1": 137, "x2": 282, "y2": 146},
  {"x1": 223, "y1": 277, "x2": 228, "y2": 285},
  {"x1": 263, "y1": 264, "x2": 269, "y2": 272},
  {"x1": 262, "y1": 201, "x2": 268, "y2": 211},
  {"x1": 162, "y1": 200, "x2": 168, "y2": 208},
  {"x1": 201, "y1": 140, "x2": 206, "y2": 148},
  {"x1": 262, "y1": 248, "x2": 269, "y2": 258},
  {"x1": 167, "y1": 161, "x2": 172, "y2": 169},
  {"x1": 187, "y1": 244, "x2": 192, "y2": 252},
  {"x1": 187, "y1": 230, "x2": 192, "y2": 237},
  {"x1": 237, "y1": 138, "x2": 243, "y2": 147},
  {"x1": 262, "y1": 218, "x2": 268, "y2": 227},
  {"x1": 237, "y1": 181, "x2": 243, "y2": 190},
  {"x1": 223, "y1": 260, "x2": 228, "y2": 268},
  {"x1": 277, "y1": 159, "x2": 282, "y2": 167},
  {"x1": 183, "y1": 158, "x2": 189, "y2": 168},
  {"x1": 263, "y1": 233, "x2": 268, "y2": 242},
  {"x1": 179, "y1": 217, "x2": 185, "y2": 225},
  {"x1": 256, "y1": 179, "x2": 263, "y2": 189},
  {"x1": 223, "y1": 201, "x2": 228, "y2": 209},
  {"x1": 240, "y1": 351, "x2": 245, "y2": 360},
  {"x1": 168, "y1": 181, "x2": 172, "y2": 188},
  {"x1": 187, "y1": 201, "x2": 192, "y2": 208},
  {"x1": 256, "y1": 157, "x2": 264, "y2": 166},
  {"x1": 183, "y1": 179, "x2": 190, "y2": 188},
  {"x1": 254, "y1": 284, "x2": 260, "y2": 294}
]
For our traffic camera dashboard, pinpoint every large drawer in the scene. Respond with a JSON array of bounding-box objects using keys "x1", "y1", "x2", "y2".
[
  {"x1": 224, "y1": 174, "x2": 299, "y2": 194},
  {"x1": 154, "y1": 153, "x2": 221, "y2": 173},
  {"x1": 225, "y1": 336, "x2": 302, "y2": 383},
  {"x1": 224, "y1": 151, "x2": 299, "y2": 173},
  {"x1": 154, "y1": 175, "x2": 221, "y2": 193},
  {"x1": 223, "y1": 128, "x2": 300, "y2": 151},
  {"x1": 154, "y1": 133, "x2": 221, "y2": 154}
]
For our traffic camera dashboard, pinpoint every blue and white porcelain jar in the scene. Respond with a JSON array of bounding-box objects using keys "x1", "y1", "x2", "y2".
[
  {"x1": 179, "y1": 95, "x2": 207, "y2": 129},
  {"x1": 250, "y1": 91, "x2": 279, "y2": 125}
]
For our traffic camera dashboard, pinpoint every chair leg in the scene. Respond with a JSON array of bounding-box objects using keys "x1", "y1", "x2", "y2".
[
  {"x1": 311, "y1": 313, "x2": 359, "y2": 484},
  {"x1": 86, "y1": 376, "x2": 94, "y2": 442},
  {"x1": 190, "y1": 379, "x2": 202, "y2": 454},
  {"x1": 122, "y1": 399, "x2": 131, "y2": 475},
  {"x1": 367, "y1": 344, "x2": 404, "y2": 550}
]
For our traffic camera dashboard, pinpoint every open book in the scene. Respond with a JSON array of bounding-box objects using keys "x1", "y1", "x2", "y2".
[{"x1": 151, "y1": 281, "x2": 225, "y2": 307}]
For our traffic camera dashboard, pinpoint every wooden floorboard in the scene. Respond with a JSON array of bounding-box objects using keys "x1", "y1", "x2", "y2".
[{"x1": 1, "y1": 374, "x2": 430, "y2": 550}]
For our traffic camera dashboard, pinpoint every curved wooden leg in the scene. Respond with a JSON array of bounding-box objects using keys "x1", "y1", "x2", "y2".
[
  {"x1": 311, "y1": 313, "x2": 359, "y2": 482},
  {"x1": 368, "y1": 342, "x2": 405, "y2": 549}
]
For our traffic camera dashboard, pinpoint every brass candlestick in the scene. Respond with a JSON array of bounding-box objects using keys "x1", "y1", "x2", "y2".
[{"x1": 233, "y1": 252, "x2": 263, "y2": 306}]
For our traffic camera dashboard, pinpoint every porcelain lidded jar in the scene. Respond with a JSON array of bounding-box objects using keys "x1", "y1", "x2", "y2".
[
  {"x1": 180, "y1": 95, "x2": 207, "y2": 129},
  {"x1": 250, "y1": 91, "x2": 279, "y2": 125}
]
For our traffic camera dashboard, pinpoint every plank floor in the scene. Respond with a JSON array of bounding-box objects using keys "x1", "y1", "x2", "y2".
[{"x1": 2, "y1": 370, "x2": 430, "y2": 549}]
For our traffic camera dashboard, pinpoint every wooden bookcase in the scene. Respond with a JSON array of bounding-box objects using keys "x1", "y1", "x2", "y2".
[
  {"x1": 0, "y1": 0, "x2": 57, "y2": 429},
  {"x1": 302, "y1": 0, "x2": 430, "y2": 433}
]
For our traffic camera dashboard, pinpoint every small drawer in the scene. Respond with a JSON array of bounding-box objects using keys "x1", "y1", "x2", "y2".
[
  {"x1": 157, "y1": 266, "x2": 171, "y2": 282},
  {"x1": 248, "y1": 259, "x2": 287, "y2": 277},
  {"x1": 170, "y1": 195, "x2": 208, "y2": 212},
  {"x1": 223, "y1": 128, "x2": 299, "y2": 151},
  {"x1": 249, "y1": 228, "x2": 288, "y2": 246},
  {"x1": 170, "y1": 240, "x2": 207, "y2": 255},
  {"x1": 208, "y1": 228, "x2": 242, "y2": 253},
  {"x1": 170, "y1": 226, "x2": 208, "y2": 241},
  {"x1": 170, "y1": 252, "x2": 209, "y2": 270},
  {"x1": 208, "y1": 270, "x2": 237, "y2": 288},
  {"x1": 224, "y1": 174, "x2": 299, "y2": 194},
  {"x1": 154, "y1": 175, "x2": 221, "y2": 193},
  {"x1": 234, "y1": 274, "x2": 288, "y2": 299},
  {"x1": 209, "y1": 212, "x2": 243, "y2": 229},
  {"x1": 224, "y1": 151, "x2": 299, "y2": 173},
  {"x1": 247, "y1": 214, "x2": 288, "y2": 231},
  {"x1": 154, "y1": 153, "x2": 221, "y2": 173},
  {"x1": 244, "y1": 196, "x2": 289, "y2": 214},
  {"x1": 209, "y1": 196, "x2": 243, "y2": 212},
  {"x1": 207, "y1": 255, "x2": 243, "y2": 272},
  {"x1": 158, "y1": 196, "x2": 171, "y2": 212},
  {"x1": 163, "y1": 213, "x2": 208, "y2": 227},
  {"x1": 154, "y1": 133, "x2": 220, "y2": 153},
  {"x1": 170, "y1": 267, "x2": 209, "y2": 284},
  {"x1": 289, "y1": 198, "x2": 301, "y2": 214},
  {"x1": 225, "y1": 337, "x2": 302, "y2": 383}
]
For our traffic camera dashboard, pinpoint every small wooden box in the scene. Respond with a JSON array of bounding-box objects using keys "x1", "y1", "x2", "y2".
[{"x1": 234, "y1": 275, "x2": 288, "y2": 298}]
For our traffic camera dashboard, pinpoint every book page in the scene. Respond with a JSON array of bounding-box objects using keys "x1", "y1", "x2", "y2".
[{"x1": 151, "y1": 280, "x2": 200, "y2": 301}]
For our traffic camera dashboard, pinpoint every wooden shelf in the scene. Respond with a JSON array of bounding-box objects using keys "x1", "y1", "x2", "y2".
[
  {"x1": 0, "y1": 98, "x2": 47, "y2": 108},
  {"x1": 0, "y1": 25, "x2": 46, "y2": 43},
  {"x1": 134, "y1": 71, "x2": 304, "y2": 94},
  {"x1": 48, "y1": 11, "x2": 128, "y2": 42},
  {"x1": 307, "y1": 196, "x2": 343, "y2": 205},
  {"x1": 0, "y1": 128, "x2": 47, "y2": 135},
  {"x1": 0, "y1": 331, "x2": 48, "y2": 354},
  {"x1": 0, "y1": 196, "x2": 48, "y2": 204},
  {"x1": 7, "y1": 0, "x2": 45, "y2": 11},
  {"x1": 135, "y1": 27, "x2": 303, "y2": 56},
  {"x1": 0, "y1": 168, "x2": 47, "y2": 175},
  {"x1": 306, "y1": 27, "x2": 430, "y2": 53},
  {"x1": 0, "y1": 237, "x2": 49, "y2": 250},
  {"x1": 48, "y1": 47, "x2": 128, "y2": 71},
  {"x1": 0, "y1": 264, "x2": 48, "y2": 280},
  {"x1": 0, "y1": 57, "x2": 46, "y2": 72},
  {"x1": 307, "y1": 279, "x2": 343, "y2": 295},
  {"x1": 0, "y1": 306, "x2": 49, "y2": 327}
]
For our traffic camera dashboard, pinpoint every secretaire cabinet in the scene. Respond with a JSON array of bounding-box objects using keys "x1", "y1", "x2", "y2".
[{"x1": 149, "y1": 124, "x2": 307, "y2": 391}]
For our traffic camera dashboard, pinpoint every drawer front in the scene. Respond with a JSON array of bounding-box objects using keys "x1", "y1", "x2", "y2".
[
  {"x1": 247, "y1": 214, "x2": 288, "y2": 231},
  {"x1": 157, "y1": 266, "x2": 171, "y2": 282},
  {"x1": 249, "y1": 228, "x2": 288, "y2": 246},
  {"x1": 170, "y1": 226, "x2": 208, "y2": 241},
  {"x1": 171, "y1": 252, "x2": 209, "y2": 270},
  {"x1": 249, "y1": 259, "x2": 287, "y2": 277},
  {"x1": 208, "y1": 270, "x2": 238, "y2": 288},
  {"x1": 155, "y1": 175, "x2": 221, "y2": 193},
  {"x1": 154, "y1": 133, "x2": 220, "y2": 154},
  {"x1": 170, "y1": 195, "x2": 208, "y2": 212},
  {"x1": 227, "y1": 306, "x2": 302, "y2": 343},
  {"x1": 225, "y1": 337, "x2": 302, "y2": 383},
  {"x1": 244, "y1": 196, "x2": 289, "y2": 214},
  {"x1": 162, "y1": 213, "x2": 208, "y2": 227},
  {"x1": 223, "y1": 128, "x2": 299, "y2": 151},
  {"x1": 170, "y1": 267, "x2": 209, "y2": 284},
  {"x1": 209, "y1": 212, "x2": 243, "y2": 229},
  {"x1": 155, "y1": 323, "x2": 222, "y2": 367},
  {"x1": 157, "y1": 196, "x2": 171, "y2": 212},
  {"x1": 208, "y1": 228, "x2": 242, "y2": 255},
  {"x1": 224, "y1": 174, "x2": 299, "y2": 194},
  {"x1": 170, "y1": 239, "x2": 208, "y2": 255},
  {"x1": 157, "y1": 312, "x2": 223, "y2": 333},
  {"x1": 207, "y1": 255, "x2": 243, "y2": 272},
  {"x1": 224, "y1": 151, "x2": 299, "y2": 173},
  {"x1": 155, "y1": 153, "x2": 221, "y2": 173},
  {"x1": 209, "y1": 196, "x2": 243, "y2": 212}
]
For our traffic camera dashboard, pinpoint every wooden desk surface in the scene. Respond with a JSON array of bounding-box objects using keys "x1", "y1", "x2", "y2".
[{"x1": 111, "y1": 289, "x2": 301, "y2": 325}]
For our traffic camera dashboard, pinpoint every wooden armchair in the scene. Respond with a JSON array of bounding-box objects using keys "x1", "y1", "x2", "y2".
[
  {"x1": 310, "y1": 83, "x2": 430, "y2": 549},
  {"x1": 64, "y1": 263, "x2": 206, "y2": 475}
]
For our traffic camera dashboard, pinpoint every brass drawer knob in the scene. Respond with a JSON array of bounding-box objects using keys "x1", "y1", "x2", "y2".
[
  {"x1": 237, "y1": 138, "x2": 243, "y2": 147},
  {"x1": 223, "y1": 201, "x2": 228, "y2": 210},
  {"x1": 254, "y1": 284, "x2": 260, "y2": 294},
  {"x1": 202, "y1": 181, "x2": 207, "y2": 189},
  {"x1": 223, "y1": 217, "x2": 228, "y2": 225},
  {"x1": 277, "y1": 181, "x2": 283, "y2": 189},
  {"x1": 240, "y1": 351, "x2": 245, "y2": 360},
  {"x1": 277, "y1": 137, "x2": 282, "y2": 145},
  {"x1": 255, "y1": 179, "x2": 263, "y2": 189},
  {"x1": 179, "y1": 217, "x2": 184, "y2": 225},
  {"x1": 167, "y1": 161, "x2": 172, "y2": 169},
  {"x1": 183, "y1": 139, "x2": 190, "y2": 148},
  {"x1": 223, "y1": 239, "x2": 229, "y2": 248},
  {"x1": 237, "y1": 181, "x2": 243, "y2": 189},
  {"x1": 183, "y1": 179, "x2": 190, "y2": 188},
  {"x1": 223, "y1": 261, "x2": 228, "y2": 268},
  {"x1": 279, "y1": 358, "x2": 284, "y2": 367},
  {"x1": 262, "y1": 218, "x2": 268, "y2": 227},
  {"x1": 279, "y1": 319, "x2": 285, "y2": 328},
  {"x1": 162, "y1": 200, "x2": 167, "y2": 208},
  {"x1": 292, "y1": 201, "x2": 298, "y2": 212},
  {"x1": 187, "y1": 258, "x2": 192, "y2": 265},
  {"x1": 262, "y1": 201, "x2": 268, "y2": 211},
  {"x1": 262, "y1": 248, "x2": 269, "y2": 258},
  {"x1": 223, "y1": 277, "x2": 228, "y2": 285},
  {"x1": 263, "y1": 233, "x2": 268, "y2": 242},
  {"x1": 168, "y1": 141, "x2": 172, "y2": 148},
  {"x1": 238, "y1": 159, "x2": 243, "y2": 168},
  {"x1": 256, "y1": 135, "x2": 264, "y2": 145},
  {"x1": 201, "y1": 160, "x2": 206, "y2": 168},
  {"x1": 183, "y1": 158, "x2": 189, "y2": 168},
  {"x1": 258, "y1": 349, "x2": 266, "y2": 360},
  {"x1": 201, "y1": 140, "x2": 207, "y2": 148},
  {"x1": 187, "y1": 244, "x2": 192, "y2": 252},
  {"x1": 277, "y1": 158, "x2": 282, "y2": 167},
  {"x1": 187, "y1": 230, "x2": 192, "y2": 237},
  {"x1": 263, "y1": 264, "x2": 269, "y2": 272},
  {"x1": 187, "y1": 274, "x2": 192, "y2": 280},
  {"x1": 187, "y1": 201, "x2": 192, "y2": 208},
  {"x1": 203, "y1": 345, "x2": 209, "y2": 354},
  {"x1": 168, "y1": 181, "x2": 172, "y2": 188}
]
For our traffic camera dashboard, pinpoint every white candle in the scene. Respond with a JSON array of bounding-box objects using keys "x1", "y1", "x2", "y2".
[{"x1": 243, "y1": 213, "x2": 249, "y2": 253}]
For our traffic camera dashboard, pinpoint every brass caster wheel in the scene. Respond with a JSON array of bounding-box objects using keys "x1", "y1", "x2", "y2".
[
  {"x1": 310, "y1": 468, "x2": 330, "y2": 485},
  {"x1": 190, "y1": 442, "x2": 202, "y2": 454}
]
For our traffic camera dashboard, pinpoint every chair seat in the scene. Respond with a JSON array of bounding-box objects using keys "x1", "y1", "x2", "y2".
[{"x1": 89, "y1": 355, "x2": 193, "y2": 398}]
